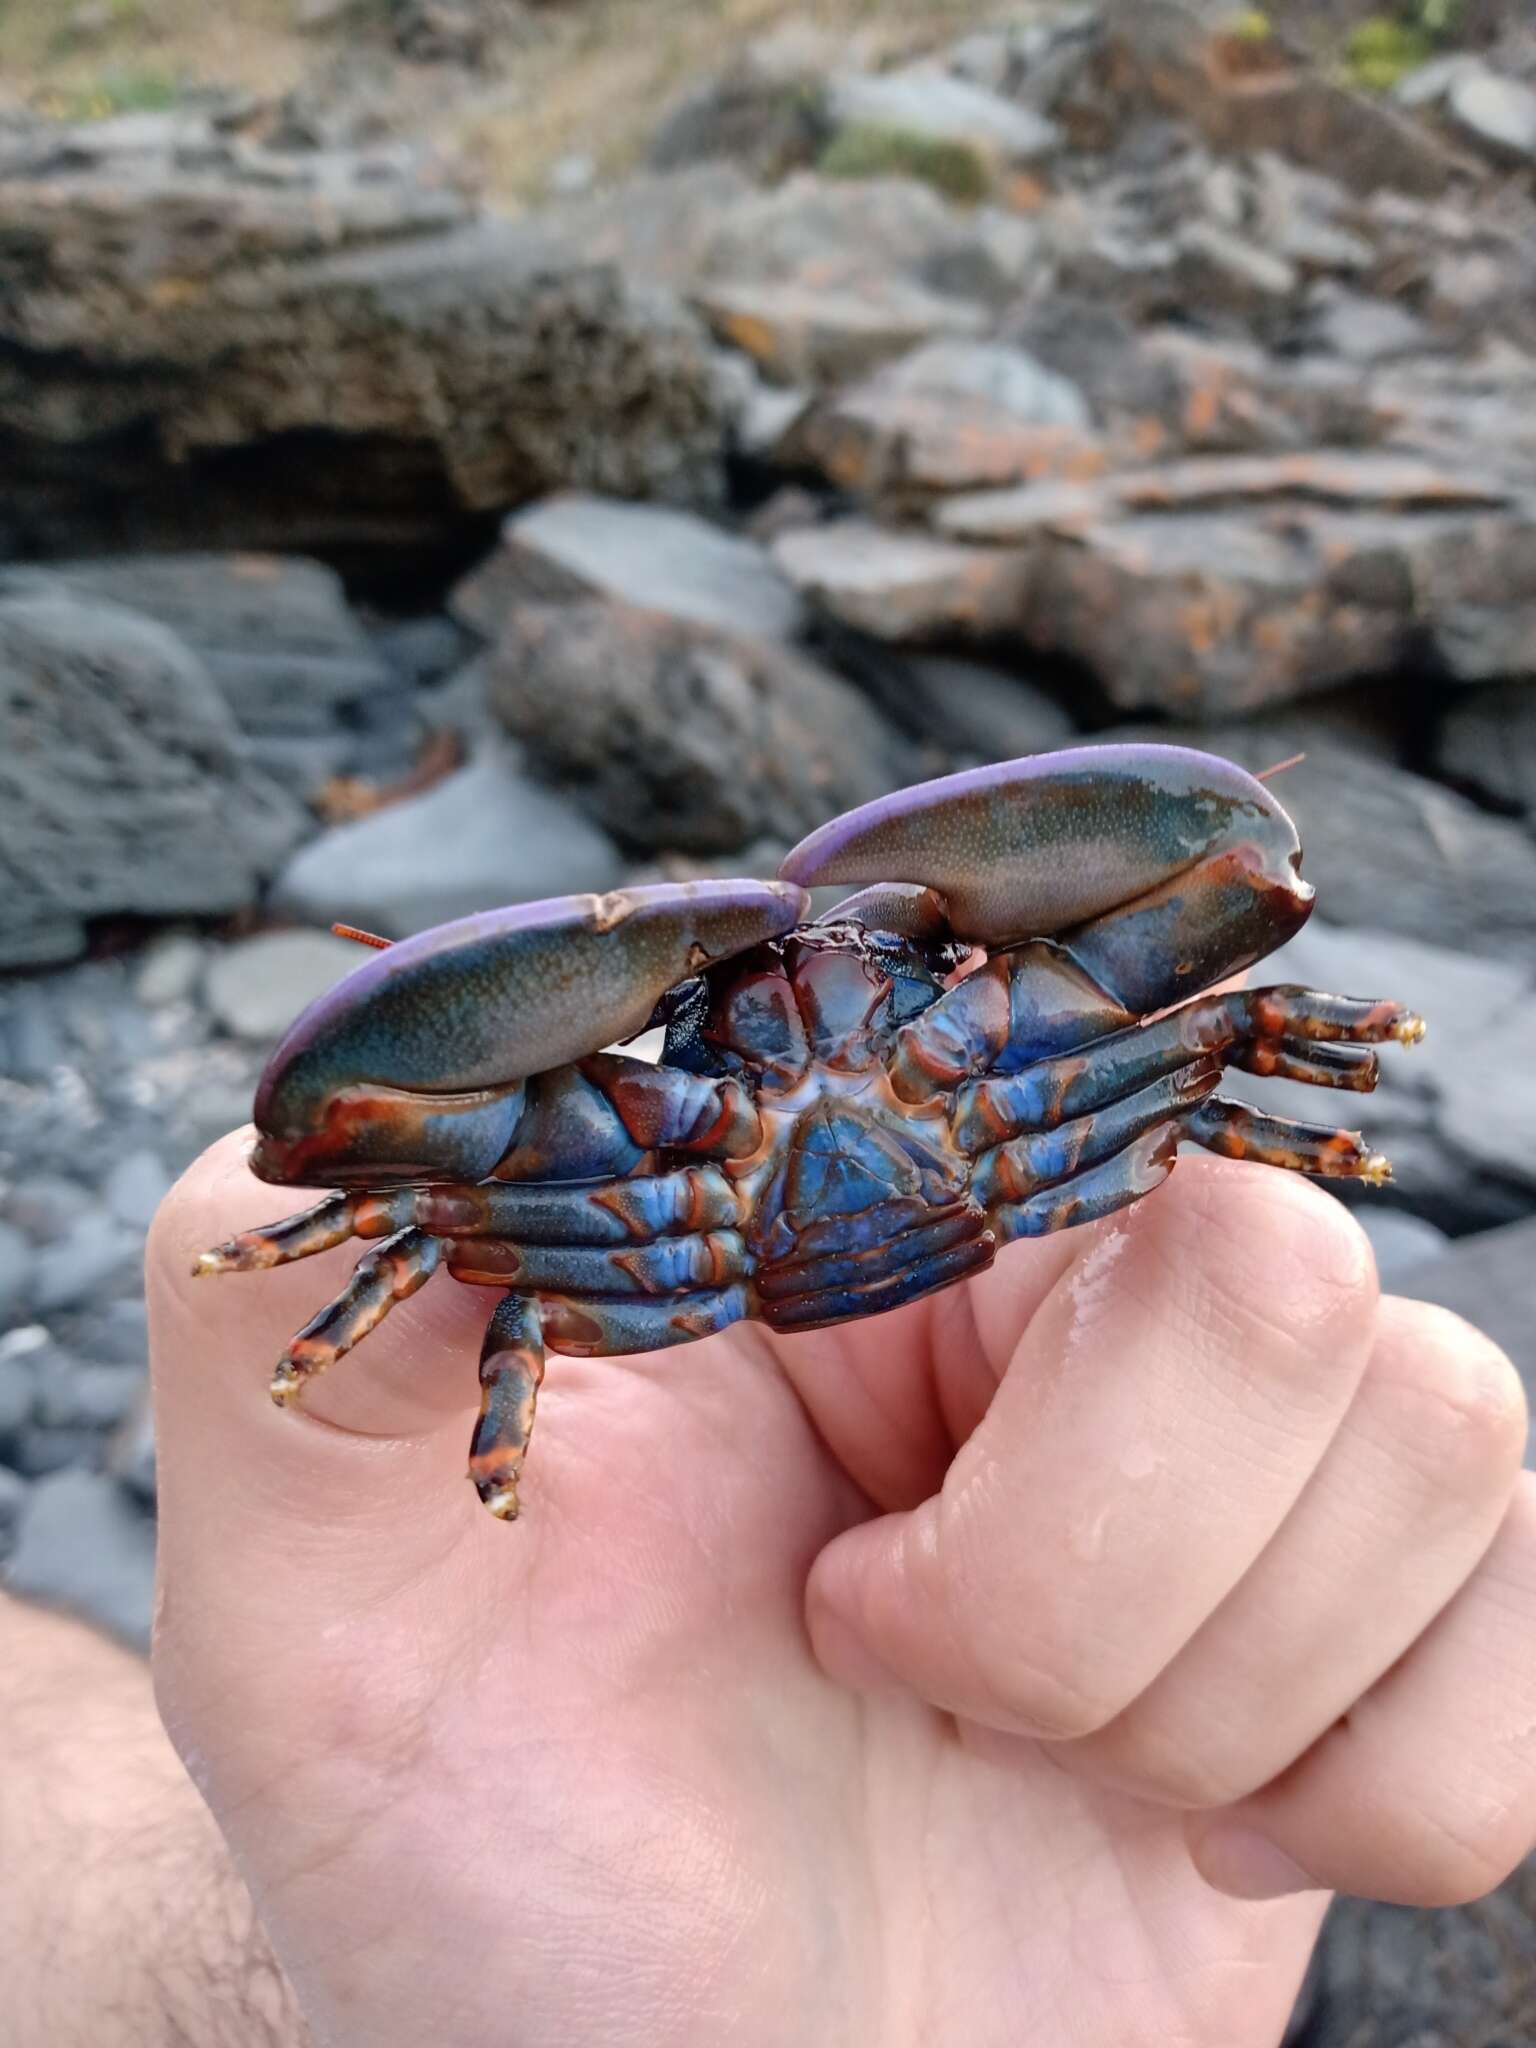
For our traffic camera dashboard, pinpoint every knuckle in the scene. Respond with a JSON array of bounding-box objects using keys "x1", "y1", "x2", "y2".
[{"x1": 1370, "y1": 1304, "x2": 1529, "y2": 1495}]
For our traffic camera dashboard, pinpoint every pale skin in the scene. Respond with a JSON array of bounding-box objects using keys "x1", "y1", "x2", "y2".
[{"x1": 71, "y1": 1130, "x2": 1536, "y2": 2045}]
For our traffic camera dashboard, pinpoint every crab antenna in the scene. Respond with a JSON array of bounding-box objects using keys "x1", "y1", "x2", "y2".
[
  {"x1": 332, "y1": 923, "x2": 393, "y2": 950},
  {"x1": 1255, "y1": 752, "x2": 1306, "y2": 785}
]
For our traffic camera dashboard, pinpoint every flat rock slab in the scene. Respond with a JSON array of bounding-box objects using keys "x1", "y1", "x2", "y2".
[
  {"x1": 1400, "y1": 1220, "x2": 1536, "y2": 1460},
  {"x1": 203, "y1": 930, "x2": 365, "y2": 1041},
  {"x1": 774, "y1": 518, "x2": 1034, "y2": 643},
  {"x1": 827, "y1": 66, "x2": 1061, "y2": 162},
  {"x1": 0, "y1": 593, "x2": 309, "y2": 969},
  {"x1": 0, "y1": 553, "x2": 389, "y2": 735},
  {"x1": 694, "y1": 277, "x2": 990, "y2": 387},
  {"x1": 487, "y1": 597, "x2": 913, "y2": 855},
  {"x1": 270, "y1": 742, "x2": 624, "y2": 940},
  {"x1": 0, "y1": 127, "x2": 730, "y2": 558},
  {"x1": 453, "y1": 494, "x2": 804, "y2": 644}
]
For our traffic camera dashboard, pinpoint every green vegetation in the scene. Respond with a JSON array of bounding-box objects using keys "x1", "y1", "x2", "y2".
[
  {"x1": 37, "y1": 64, "x2": 184, "y2": 119},
  {"x1": 1344, "y1": 16, "x2": 1436, "y2": 91},
  {"x1": 1228, "y1": 11, "x2": 1274, "y2": 42},
  {"x1": 818, "y1": 122, "x2": 990, "y2": 204}
]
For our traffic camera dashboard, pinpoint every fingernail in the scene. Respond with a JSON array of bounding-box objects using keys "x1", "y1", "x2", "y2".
[
  {"x1": 808, "y1": 1605, "x2": 902, "y2": 1695},
  {"x1": 1194, "y1": 1824, "x2": 1324, "y2": 1901}
]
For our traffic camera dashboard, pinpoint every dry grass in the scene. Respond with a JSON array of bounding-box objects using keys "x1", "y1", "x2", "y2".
[{"x1": 0, "y1": 0, "x2": 1010, "y2": 200}]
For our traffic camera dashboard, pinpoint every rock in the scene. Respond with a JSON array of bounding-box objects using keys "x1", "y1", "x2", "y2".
[
  {"x1": 0, "y1": 1329, "x2": 41, "y2": 1439},
  {"x1": 0, "y1": 1222, "x2": 30, "y2": 1322},
  {"x1": 826, "y1": 67, "x2": 1061, "y2": 163},
  {"x1": 296, "y1": 0, "x2": 367, "y2": 26},
  {"x1": 0, "y1": 1468, "x2": 27, "y2": 1560},
  {"x1": 1173, "y1": 220, "x2": 1299, "y2": 320},
  {"x1": 487, "y1": 598, "x2": 913, "y2": 855},
  {"x1": 685, "y1": 174, "x2": 1034, "y2": 385},
  {"x1": 773, "y1": 519, "x2": 1033, "y2": 644},
  {"x1": 271, "y1": 742, "x2": 624, "y2": 938},
  {"x1": 0, "y1": 128, "x2": 731, "y2": 561},
  {"x1": 1445, "y1": 66, "x2": 1536, "y2": 164},
  {"x1": 370, "y1": 615, "x2": 473, "y2": 687},
  {"x1": 203, "y1": 930, "x2": 366, "y2": 1041},
  {"x1": 4, "y1": 1468, "x2": 157, "y2": 1650},
  {"x1": 649, "y1": 62, "x2": 830, "y2": 181},
  {"x1": 453, "y1": 494, "x2": 804, "y2": 644},
  {"x1": 2, "y1": 1178, "x2": 90, "y2": 1249},
  {"x1": 790, "y1": 340, "x2": 1104, "y2": 501},
  {"x1": 30, "y1": 1209, "x2": 142, "y2": 1315},
  {"x1": 545, "y1": 154, "x2": 596, "y2": 199},
  {"x1": 1436, "y1": 683, "x2": 1536, "y2": 818},
  {"x1": 929, "y1": 459, "x2": 1536, "y2": 716},
  {"x1": 1084, "y1": 1, "x2": 1476, "y2": 198},
  {"x1": 816, "y1": 641, "x2": 1077, "y2": 762},
  {"x1": 392, "y1": 0, "x2": 487, "y2": 66},
  {"x1": 1300, "y1": 286, "x2": 1432, "y2": 364},
  {"x1": 1401, "y1": 1220, "x2": 1536, "y2": 1459},
  {"x1": 34, "y1": 1360, "x2": 144, "y2": 1433},
  {"x1": 694, "y1": 277, "x2": 990, "y2": 387},
  {"x1": 0, "y1": 595, "x2": 310, "y2": 969},
  {"x1": 11, "y1": 1427, "x2": 113, "y2": 1479},
  {"x1": 102, "y1": 1149, "x2": 173, "y2": 1231},
  {"x1": 133, "y1": 933, "x2": 209, "y2": 1008},
  {"x1": 1356, "y1": 1207, "x2": 1450, "y2": 1284},
  {"x1": 0, "y1": 554, "x2": 389, "y2": 737},
  {"x1": 1440, "y1": 1008, "x2": 1536, "y2": 1193}
]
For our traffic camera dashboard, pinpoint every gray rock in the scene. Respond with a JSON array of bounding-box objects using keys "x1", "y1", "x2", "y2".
[
  {"x1": 103, "y1": 1148, "x2": 173, "y2": 1231},
  {"x1": 0, "y1": 595, "x2": 310, "y2": 969},
  {"x1": 1356, "y1": 1207, "x2": 1451, "y2": 1284},
  {"x1": 371, "y1": 614, "x2": 473, "y2": 687},
  {"x1": 133, "y1": 933, "x2": 208, "y2": 1008},
  {"x1": 0, "y1": 1221, "x2": 31, "y2": 1321},
  {"x1": 107, "y1": 1385, "x2": 156, "y2": 1507},
  {"x1": 0, "y1": 1467, "x2": 27, "y2": 1560},
  {"x1": 10, "y1": 1426, "x2": 109, "y2": 1479},
  {"x1": 649, "y1": 62, "x2": 830, "y2": 181},
  {"x1": 2, "y1": 1176, "x2": 90, "y2": 1248},
  {"x1": 1440, "y1": 1007, "x2": 1536, "y2": 1193},
  {"x1": 0, "y1": 1329, "x2": 40, "y2": 1439},
  {"x1": 5, "y1": 1468, "x2": 157, "y2": 1649},
  {"x1": 1173, "y1": 220, "x2": 1299, "y2": 318},
  {"x1": 827, "y1": 66, "x2": 1061, "y2": 163},
  {"x1": 1396, "y1": 1219, "x2": 1536, "y2": 1464},
  {"x1": 454, "y1": 494, "x2": 805, "y2": 644},
  {"x1": 0, "y1": 555, "x2": 389, "y2": 737},
  {"x1": 81, "y1": 1298, "x2": 150, "y2": 1371},
  {"x1": 203, "y1": 930, "x2": 364, "y2": 1042},
  {"x1": 1445, "y1": 65, "x2": 1536, "y2": 164},
  {"x1": 819, "y1": 641, "x2": 1077, "y2": 761},
  {"x1": 488, "y1": 598, "x2": 913, "y2": 855},
  {"x1": 271, "y1": 742, "x2": 624, "y2": 938},
  {"x1": 773, "y1": 519, "x2": 1032, "y2": 643},
  {"x1": 874, "y1": 340, "x2": 1091, "y2": 431},
  {"x1": 1, "y1": 136, "x2": 730, "y2": 560},
  {"x1": 34, "y1": 1359, "x2": 144, "y2": 1433},
  {"x1": 1436, "y1": 683, "x2": 1536, "y2": 818},
  {"x1": 30, "y1": 1209, "x2": 142, "y2": 1315},
  {"x1": 1303, "y1": 286, "x2": 1432, "y2": 364},
  {"x1": 694, "y1": 277, "x2": 990, "y2": 388}
]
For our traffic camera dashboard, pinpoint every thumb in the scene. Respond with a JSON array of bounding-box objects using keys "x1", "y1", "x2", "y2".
[{"x1": 147, "y1": 1130, "x2": 525, "y2": 1653}]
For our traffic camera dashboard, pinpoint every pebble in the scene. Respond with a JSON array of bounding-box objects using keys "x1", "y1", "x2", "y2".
[
  {"x1": 107, "y1": 1387, "x2": 156, "y2": 1507},
  {"x1": 5, "y1": 1469, "x2": 158, "y2": 1650},
  {"x1": 0, "y1": 1220, "x2": 31, "y2": 1320},
  {"x1": 203, "y1": 930, "x2": 363, "y2": 1042},
  {"x1": 103, "y1": 1148, "x2": 173, "y2": 1231},
  {"x1": 30, "y1": 1209, "x2": 142, "y2": 1315},
  {"x1": 133, "y1": 932, "x2": 208, "y2": 1007},
  {"x1": 1445, "y1": 66, "x2": 1536, "y2": 164},
  {"x1": 0, "y1": 1466, "x2": 27, "y2": 1559},
  {"x1": 34, "y1": 1359, "x2": 145, "y2": 1433},
  {"x1": 826, "y1": 65, "x2": 1061, "y2": 163},
  {"x1": 271, "y1": 742, "x2": 625, "y2": 939}
]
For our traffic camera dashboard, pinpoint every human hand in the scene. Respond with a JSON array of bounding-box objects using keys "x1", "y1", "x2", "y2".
[{"x1": 149, "y1": 1133, "x2": 1536, "y2": 2048}]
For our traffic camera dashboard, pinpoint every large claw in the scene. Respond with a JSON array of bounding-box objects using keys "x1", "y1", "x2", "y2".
[
  {"x1": 780, "y1": 745, "x2": 1312, "y2": 956},
  {"x1": 251, "y1": 881, "x2": 808, "y2": 1188}
]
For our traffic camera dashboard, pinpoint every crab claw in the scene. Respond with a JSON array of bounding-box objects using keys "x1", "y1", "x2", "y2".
[
  {"x1": 779, "y1": 745, "x2": 1313, "y2": 961},
  {"x1": 250, "y1": 881, "x2": 808, "y2": 1188}
]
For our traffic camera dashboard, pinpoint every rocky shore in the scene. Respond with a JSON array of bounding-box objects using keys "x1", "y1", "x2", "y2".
[{"x1": 3, "y1": 4, "x2": 1535, "y2": 2036}]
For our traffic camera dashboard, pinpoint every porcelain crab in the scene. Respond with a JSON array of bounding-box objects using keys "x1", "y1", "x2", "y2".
[{"x1": 198, "y1": 745, "x2": 1423, "y2": 1520}]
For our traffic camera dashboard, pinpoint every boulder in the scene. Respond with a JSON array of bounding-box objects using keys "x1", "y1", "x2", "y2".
[
  {"x1": 0, "y1": 594, "x2": 310, "y2": 968},
  {"x1": 453, "y1": 494, "x2": 804, "y2": 643},
  {"x1": 487, "y1": 599, "x2": 913, "y2": 854},
  {"x1": 203, "y1": 930, "x2": 365, "y2": 1041},
  {"x1": 0, "y1": 123, "x2": 732, "y2": 560},
  {"x1": 773, "y1": 520, "x2": 1033, "y2": 644},
  {"x1": 1436, "y1": 682, "x2": 1536, "y2": 818},
  {"x1": 813, "y1": 640, "x2": 1077, "y2": 762},
  {"x1": 270, "y1": 742, "x2": 624, "y2": 938},
  {"x1": 0, "y1": 554, "x2": 389, "y2": 735},
  {"x1": 825, "y1": 66, "x2": 1061, "y2": 163},
  {"x1": 1400, "y1": 1220, "x2": 1536, "y2": 1457}
]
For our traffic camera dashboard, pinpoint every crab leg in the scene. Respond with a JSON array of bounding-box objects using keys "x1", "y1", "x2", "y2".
[
  {"x1": 469, "y1": 1295, "x2": 546, "y2": 1521},
  {"x1": 1187, "y1": 1095, "x2": 1391, "y2": 1182},
  {"x1": 269, "y1": 1227, "x2": 442, "y2": 1407},
  {"x1": 972, "y1": 1063, "x2": 1218, "y2": 1208},
  {"x1": 991, "y1": 1124, "x2": 1182, "y2": 1242},
  {"x1": 953, "y1": 987, "x2": 1422, "y2": 1155}
]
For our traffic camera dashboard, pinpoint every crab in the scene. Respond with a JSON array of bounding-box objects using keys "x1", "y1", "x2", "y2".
[{"x1": 198, "y1": 744, "x2": 1424, "y2": 1521}]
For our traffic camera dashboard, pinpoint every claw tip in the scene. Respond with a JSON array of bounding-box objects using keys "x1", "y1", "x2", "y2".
[
  {"x1": 269, "y1": 1370, "x2": 304, "y2": 1408},
  {"x1": 477, "y1": 1483, "x2": 522, "y2": 1521},
  {"x1": 1361, "y1": 1153, "x2": 1393, "y2": 1187}
]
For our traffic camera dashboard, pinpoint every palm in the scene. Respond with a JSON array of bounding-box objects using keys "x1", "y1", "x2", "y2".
[{"x1": 205, "y1": 1268, "x2": 1322, "y2": 2048}]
